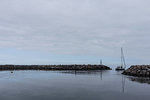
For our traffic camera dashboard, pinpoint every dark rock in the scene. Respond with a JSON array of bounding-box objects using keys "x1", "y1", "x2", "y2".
[{"x1": 123, "y1": 65, "x2": 150, "y2": 77}]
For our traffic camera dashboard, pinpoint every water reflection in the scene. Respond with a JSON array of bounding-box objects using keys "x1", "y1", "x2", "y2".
[
  {"x1": 61, "y1": 70, "x2": 108, "y2": 76},
  {"x1": 122, "y1": 75, "x2": 125, "y2": 93},
  {"x1": 128, "y1": 77, "x2": 150, "y2": 84},
  {"x1": 100, "y1": 70, "x2": 103, "y2": 80},
  {"x1": 61, "y1": 70, "x2": 127, "y2": 93},
  {"x1": 61, "y1": 70, "x2": 110, "y2": 80},
  {"x1": 0, "y1": 70, "x2": 150, "y2": 100}
]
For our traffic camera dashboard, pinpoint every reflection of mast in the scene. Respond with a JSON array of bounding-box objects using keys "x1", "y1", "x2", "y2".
[
  {"x1": 100, "y1": 70, "x2": 103, "y2": 80},
  {"x1": 74, "y1": 65, "x2": 77, "y2": 76},
  {"x1": 100, "y1": 59, "x2": 103, "y2": 80},
  {"x1": 121, "y1": 75, "x2": 125, "y2": 93}
]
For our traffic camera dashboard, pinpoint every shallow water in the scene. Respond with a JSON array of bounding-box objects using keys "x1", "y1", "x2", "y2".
[{"x1": 0, "y1": 70, "x2": 150, "y2": 100}]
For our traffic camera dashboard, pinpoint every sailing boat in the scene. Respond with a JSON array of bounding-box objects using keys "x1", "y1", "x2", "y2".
[{"x1": 115, "y1": 48, "x2": 126, "y2": 71}]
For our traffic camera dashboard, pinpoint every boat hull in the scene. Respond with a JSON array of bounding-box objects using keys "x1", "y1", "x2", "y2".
[
  {"x1": 115, "y1": 66, "x2": 125, "y2": 71},
  {"x1": 115, "y1": 68, "x2": 125, "y2": 71}
]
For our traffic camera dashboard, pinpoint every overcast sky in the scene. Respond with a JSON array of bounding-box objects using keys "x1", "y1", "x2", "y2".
[{"x1": 0, "y1": 0, "x2": 150, "y2": 66}]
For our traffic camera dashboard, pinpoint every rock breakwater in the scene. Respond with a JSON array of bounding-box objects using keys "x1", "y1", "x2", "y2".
[
  {"x1": 123, "y1": 65, "x2": 150, "y2": 77},
  {"x1": 0, "y1": 64, "x2": 111, "y2": 71}
]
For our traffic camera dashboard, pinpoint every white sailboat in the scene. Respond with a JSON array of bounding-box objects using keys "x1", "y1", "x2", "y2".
[{"x1": 115, "y1": 48, "x2": 126, "y2": 71}]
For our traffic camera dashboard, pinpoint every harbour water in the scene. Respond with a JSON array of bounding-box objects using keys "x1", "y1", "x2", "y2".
[{"x1": 0, "y1": 70, "x2": 150, "y2": 100}]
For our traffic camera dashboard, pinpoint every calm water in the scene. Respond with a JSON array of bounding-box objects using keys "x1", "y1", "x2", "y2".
[{"x1": 0, "y1": 70, "x2": 150, "y2": 100}]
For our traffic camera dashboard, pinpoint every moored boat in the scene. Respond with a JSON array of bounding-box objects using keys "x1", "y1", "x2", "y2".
[
  {"x1": 115, "y1": 66, "x2": 125, "y2": 70},
  {"x1": 115, "y1": 48, "x2": 126, "y2": 71}
]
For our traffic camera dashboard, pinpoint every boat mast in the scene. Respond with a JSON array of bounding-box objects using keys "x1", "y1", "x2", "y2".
[
  {"x1": 121, "y1": 48, "x2": 126, "y2": 68},
  {"x1": 121, "y1": 48, "x2": 123, "y2": 68}
]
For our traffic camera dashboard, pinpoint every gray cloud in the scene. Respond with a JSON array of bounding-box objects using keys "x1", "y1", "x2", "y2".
[{"x1": 0, "y1": 0, "x2": 150, "y2": 64}]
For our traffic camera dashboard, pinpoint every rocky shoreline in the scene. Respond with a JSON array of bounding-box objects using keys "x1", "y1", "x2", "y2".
[
  {"x1": 0, "y1": 64, "x2": 111, "y2": 71},
  {"x1": 122, "y1": 65, "x2": 150, "y2": 77}
]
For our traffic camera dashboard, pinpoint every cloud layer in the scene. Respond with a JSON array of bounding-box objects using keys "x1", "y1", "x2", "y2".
[{"x1": 0, "y1": 0, "x2": 150, "y2": 64}]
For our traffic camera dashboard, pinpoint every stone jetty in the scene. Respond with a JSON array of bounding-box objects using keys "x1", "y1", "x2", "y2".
[
  {"x1": 0, "y1": 64, "x2": 111, "y2": 71},
  {"x1": 123, "y1": 65, "x2": 150, "y2": 77}
]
